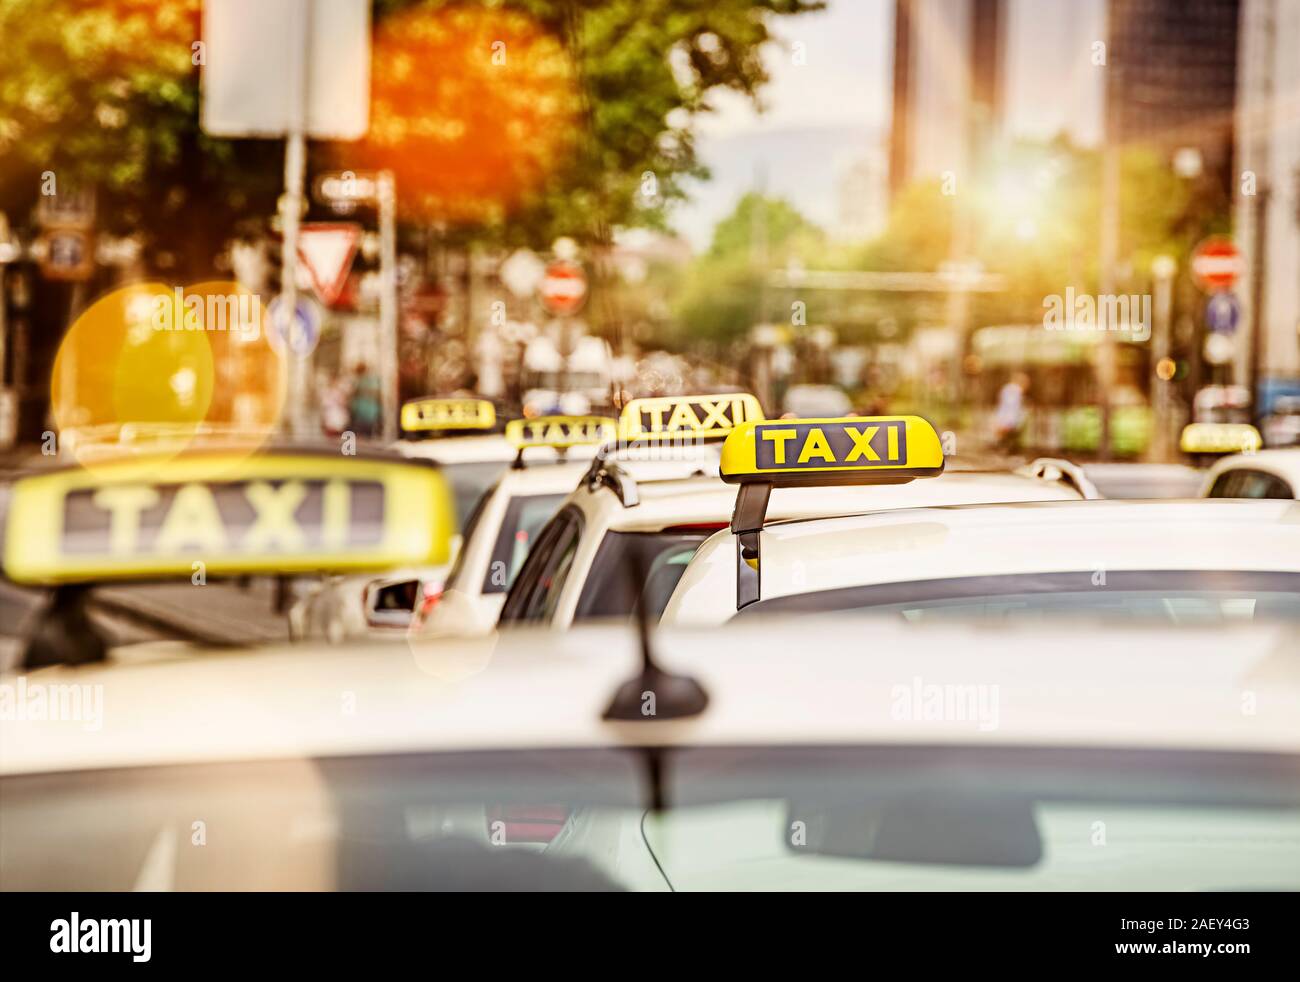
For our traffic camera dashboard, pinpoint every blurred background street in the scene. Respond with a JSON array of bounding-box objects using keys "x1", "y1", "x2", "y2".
[{"x1": 0, "y1": 0, "x2": 1296, "y2": 471}]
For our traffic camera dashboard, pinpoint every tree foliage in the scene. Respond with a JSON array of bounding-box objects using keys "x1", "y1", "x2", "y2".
[
  {"x1": 669, "y1": 192, "x2": 823, "y2": 347},
  {"x1": 0, "y1": 0, "x2": 285, "y2": 275},
  {"x1": 0, "y1": 0, "x2": 824, "y2": 274}
]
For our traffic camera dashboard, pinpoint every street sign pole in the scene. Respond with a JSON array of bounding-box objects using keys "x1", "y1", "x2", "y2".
[
  {"x1": 1097, "y1": 3, "x2": 1120, "y2": 462},
  {"x1": 280, "y1": 0, "x2": 311, "y2": 439},
  {"x1": 378, "y1": 171, "x2": 398, "y2": 443},
  {"x1": 1150, "y1": 258, "x2": 1176, "y2": 462},
  {"x1": 1247, "y1": 186, "x2": 1271, "y2": 427}
]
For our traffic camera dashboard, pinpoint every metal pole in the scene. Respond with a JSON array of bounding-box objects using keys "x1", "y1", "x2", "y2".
[
  {"x1": 1150, "y1": 261, "x2": 1175, "y2": 460},
  {"x1": 1098, "y1": 156, "x2": 1120, "y2": 462},
  {"x1": 1097, "y1": 4, "x2": 1120, "y2": 462},
  {"x1": 1247, "y1": 185, "x2": 1271, "y2": 426},
  {"x1": 279, "y1": 0, "x2": 311, "y2": 438},
  {"x1": 378, "y1": 170, "x2": 398, "y2": 443}
]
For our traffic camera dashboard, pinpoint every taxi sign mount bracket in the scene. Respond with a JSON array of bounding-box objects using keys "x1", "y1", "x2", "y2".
[{"x1": 731, "y1": 483, "x2": 771, "y2": 608}]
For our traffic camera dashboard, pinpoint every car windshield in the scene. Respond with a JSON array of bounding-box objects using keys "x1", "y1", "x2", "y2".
[
  {"x1": 575, "y1": 529, "x2": 721, "y2": 622},
  {"x1": 736, "y1": 571, "x2": 1300, "y2": 624},
  {"x1": 5, "y1": 745, "x2": 1297, "y2": 891},
  {"x1": 483, "y1": 493, "x2": 568, "y2": 594},
  {"x1": 441, "y1": 461, "x2": 511, "y2": 532}
]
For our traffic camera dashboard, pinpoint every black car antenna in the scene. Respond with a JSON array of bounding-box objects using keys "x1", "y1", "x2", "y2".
[{"x1": 602, "y1": 548, "x2": 708, "y2": 723}]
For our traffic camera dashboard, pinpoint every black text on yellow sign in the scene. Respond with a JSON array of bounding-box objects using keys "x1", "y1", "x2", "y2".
[
  {"x1": 621, "y1": 393, "x2": 762, "y2": 439},
  {"x1": 753, "y1": 421, "x2": 907, "y2": 470},
  {"x1": 505, "y1": 416, "x2": 616, "y2": 449},
  {"x1": 63, "y1": 479, "x2": 386, "y2": 558},
  {"x1": 402, "y1": 399, "x2": 494, "y2": 431}
]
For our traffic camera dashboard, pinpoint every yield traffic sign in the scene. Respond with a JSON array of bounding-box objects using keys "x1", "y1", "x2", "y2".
[
  {"x1": 297, "y1": 223, "x2": 361, "y2": 306},
  {"x1": 1190, "y1": 236, "x2": 1244, "y2": 293},
  {"x1": 537, "y1": 259, "x2": 587, "y2": 317}
]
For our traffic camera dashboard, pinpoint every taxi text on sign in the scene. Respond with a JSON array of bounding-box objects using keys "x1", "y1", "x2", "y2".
[
  {"x1": 721, "y1": 416, "x2": 945, "y2": 487},
  {"x1": 401, "y1": 399, "x2": 496, "y2": 432},
  {"x1": 505, "y1": 416, "x2": 616, "y2": 449},
  {"x1": 1, "y1": 454, "x2": 454, "y2": 585},
  {"x1": 618, "y1": 393, "x2": 764, "y2": 441}
]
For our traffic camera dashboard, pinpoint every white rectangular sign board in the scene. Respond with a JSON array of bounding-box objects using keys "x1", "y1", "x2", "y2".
[{"x1": 201, "y1": 0, "x2": 371, "y2": 140}]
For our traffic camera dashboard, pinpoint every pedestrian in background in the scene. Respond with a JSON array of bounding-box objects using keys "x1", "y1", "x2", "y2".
[
  {"x1": 993, "y1": 372, "x2": 1030, "y2": 454},
  {"x1": 320, "y1": 373, "x2": 351, "y2": 438},
  {"x1": 348, "y1": 363, "x2": 382, "y2": 439}
]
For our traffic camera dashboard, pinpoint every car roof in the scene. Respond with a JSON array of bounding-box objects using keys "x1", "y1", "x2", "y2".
[
  {"x1": 597, "y1": 468, "x2": 1083, "y2": 534},
  {"x1": 394, "y1": 434, "x2": 515, "y2": 463},
  {"x1": 5, "y1": 617, "x2": 1297, "y2": 776},
  {"x1": 394, "y1": 435, "x2": 604, "y2": 466},
  {"x1": 492, "y1": 460, "x2": 593, "y2": 495},
  {"x1": 1203, "y1": 449, "x2": 1300, "y2": 488},
  {"x1": 748, "y1": 498, "x2": 1300, "y2": 600}
]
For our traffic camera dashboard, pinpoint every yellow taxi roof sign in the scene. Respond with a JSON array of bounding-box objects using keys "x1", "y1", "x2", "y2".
[
  {"x1": 400, "y1": 398, "x2": 496, "y2": 433},
  {"x1": 720, "y1": 415, "x2": 945, "y2": 487},
  {"x1": 505, "y1": 415, "x2": 617, "y2": 450},
  {"x1": 618, "y1": 392, "x2": 763, "y2": 442},
  {"x1": 1, "y1": 452, "x2": 455, "y2": 586},
  {"x1": 1179, "y1": 422, "x2": 1261, "y2": 455}
]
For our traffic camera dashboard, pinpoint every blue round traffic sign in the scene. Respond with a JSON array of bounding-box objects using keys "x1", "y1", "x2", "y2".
[
  {"x1": 1205, "y1": 291, "x2": 1240, "y2": 336},
  {"x1": 267, "y1": 296, "x2": 322, "y2": 356}
]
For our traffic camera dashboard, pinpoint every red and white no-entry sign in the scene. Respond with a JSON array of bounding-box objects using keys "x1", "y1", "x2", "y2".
[
  {"x1": 537, "y1": 259, "x2": 587, "y2": 316},
  {"x1": 1190, "y1": 236, "x2": 1244, "y2": 293}
]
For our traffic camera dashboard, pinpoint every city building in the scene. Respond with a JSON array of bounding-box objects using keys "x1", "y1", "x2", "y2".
[
  {"x1": 889, "y1": 0, "x2": 1007, "y2": 196},
  {"x1": 1105, "y1": 0, "x2": 1241, "y2": 187}
]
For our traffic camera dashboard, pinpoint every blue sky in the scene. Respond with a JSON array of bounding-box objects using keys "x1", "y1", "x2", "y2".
[{"x1": 673, "y1": 0, "x2": 894, "y2": 249}]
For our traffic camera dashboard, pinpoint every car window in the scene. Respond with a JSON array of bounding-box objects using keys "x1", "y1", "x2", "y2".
[
  {"x1": 6, "y1": 746, "x2": 1298, "y2": 891},
  {"x1": 498, "y1": 507, "x2": 584, "y2": 624},
  {"x1": 443, "y1": 485, "x2": 494, "y2": 589},
  {"x1": 442, "y1": 461, "x2": 510, "y2": 531},
  {"x1": 1207, "y1": 472, "x2": 1238, "y2": 497},
  {"x1": 574, "y1": 529, "x2": 719, "y2": 622},
  {"x1": 735, "y1": 570, "x2": 1300, "y2": 624},
  {"x1": 1208, "y1": 468, "x2": 1293, "y2": 499},
  {"x1": 482, "y1": 493, "x2": 568, "y2": 594}
]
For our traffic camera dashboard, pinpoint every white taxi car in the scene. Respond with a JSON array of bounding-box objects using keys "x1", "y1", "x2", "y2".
[
  {"x1": 494, "y1": 392, "x2": 762, "y2": 630},
  {"x1": 1200, "y1": 448, "x2": 1300, "y2": 500},
  {"x1": 4, "y1": 614, "x2": 1298, "y2": 891},
  {"x1": 498, "y1": 403, "x2": 1092, "y2": 632},
  {"x1": 293, "y1": 402, "x2": 609, "y2": 642},
  {"x1": 288, "y1": 398, "x2": 509, "y2": 643},
  {"x1": 394, "y1": 397, "x2": 596, "y2": 526},
  {"x1": 413, "y1": 415, "x2": 623, "y2": 637},
  {"x1": 661, "y1": 415, "x2": 1300, "y2": 627}
]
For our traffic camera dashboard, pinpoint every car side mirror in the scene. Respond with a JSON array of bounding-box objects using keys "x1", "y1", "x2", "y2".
[{"x1": 364, "y1": 579, "x2": 422, "y2": 629}]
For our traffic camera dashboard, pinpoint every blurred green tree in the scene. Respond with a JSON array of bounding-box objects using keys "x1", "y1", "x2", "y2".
[
  {"x1": 669, "y1": 192, "x2": 824, "y2": 348},
  {"x1": 0, "y1": 0, "x2": 283, "y2": 277},
  {"x1": 0, "y1": 0, "x2": 823, "y2": 273}
]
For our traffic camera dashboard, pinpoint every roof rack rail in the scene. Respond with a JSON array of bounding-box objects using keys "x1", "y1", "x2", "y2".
[
  {"x1": 583, "y1": 454, "x2": 640, "y2": 507},
  {"x1": 1024, "y1": 457, "x2": 1101, "y2": 499}
]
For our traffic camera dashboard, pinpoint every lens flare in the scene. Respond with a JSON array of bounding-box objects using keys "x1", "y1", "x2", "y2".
[
  {"x1": 51, "y1": 281, "x2": 285, "y2": 468},
  {"x1": 344, "y1": 6, "x2": 582, "y2": 224}
]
